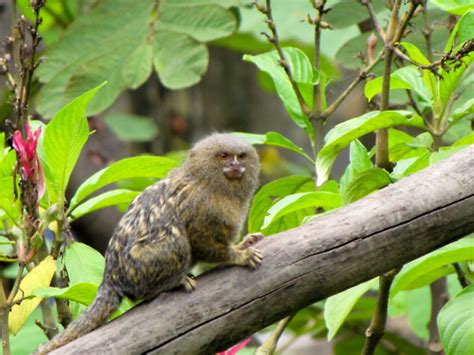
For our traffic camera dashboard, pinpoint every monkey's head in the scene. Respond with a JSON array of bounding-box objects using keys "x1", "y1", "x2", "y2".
[{"x1": 184, "y1": 133, "x2": 260, "y2": 199}]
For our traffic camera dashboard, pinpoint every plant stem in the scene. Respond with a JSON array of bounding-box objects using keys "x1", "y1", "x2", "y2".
[
  {"x1": 0, "y1": 281, "x2": 11, "y2": 355},
  {"x1": 428, "y1": 278, "x2": 448, "y2": 355},
  {"x1": 255, "y1": 314, "x2": 294, "y2": 355},
  {"x1": 375, "y1": 0, "x2": 401, "y2": 170},
  {"x1": 322, "y1": 51, "x2": 383, "y2": 120},
  {"x1": 422, "y1": 2, "x2": 433, "y2": 62},
  {"x1": 310, "y1": 0, "x2": 326, "y2": 160},
  {"x1": 453, "y1": 263, "x2": 470, "y2": 288},
  {"x1": 361, "y1": 268, "x2": 399, "y2": 355}
]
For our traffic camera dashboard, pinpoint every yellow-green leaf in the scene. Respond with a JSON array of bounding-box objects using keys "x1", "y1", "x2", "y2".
[{"x1": 9, "y1": 256, "x2": 56, "y2": 335}]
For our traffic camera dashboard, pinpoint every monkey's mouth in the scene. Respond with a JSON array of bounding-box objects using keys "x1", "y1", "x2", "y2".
[{"x1": 223, "y1": 166, "x2": 245, "y2": 180}]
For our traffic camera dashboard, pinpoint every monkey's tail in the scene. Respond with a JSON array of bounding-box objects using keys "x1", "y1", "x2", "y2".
[{"x1": 36, "y1": 281, "x2": 121, "y2": 354}]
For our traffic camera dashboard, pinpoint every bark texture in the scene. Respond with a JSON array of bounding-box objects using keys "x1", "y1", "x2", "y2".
[{"x1": 52, "y1": 146, "x2": 474, "y2": 355}]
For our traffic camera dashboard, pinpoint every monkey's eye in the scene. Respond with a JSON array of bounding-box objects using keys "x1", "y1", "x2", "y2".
[
  {"x1": 218, "y1": 152, "x2": 229, "y2": 159},
  {"x1": 238, "y1": 152, "x2": 247, "y2": 159}
]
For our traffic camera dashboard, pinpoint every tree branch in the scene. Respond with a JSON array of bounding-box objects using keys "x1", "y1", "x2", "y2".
[{"x1": 50, "y1": 146, "x2": 474, "y2": 355}]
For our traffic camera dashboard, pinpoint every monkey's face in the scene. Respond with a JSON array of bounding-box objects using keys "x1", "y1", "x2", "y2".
[
  {"x1": 186, "y1": 134, "x2": 260, "y2": 191},
  {"x1": 217, "y1": 151, "x2": 248, "y2": 180}
]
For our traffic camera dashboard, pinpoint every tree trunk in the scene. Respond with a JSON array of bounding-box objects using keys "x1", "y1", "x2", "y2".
[{"x1": 52, "y1": 146, "x2": 474, "y2": 355}]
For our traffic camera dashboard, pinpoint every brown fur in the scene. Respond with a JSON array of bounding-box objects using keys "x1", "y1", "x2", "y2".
[{"x1": 37, "y1": 133, "x2": 262, "y2": 353}]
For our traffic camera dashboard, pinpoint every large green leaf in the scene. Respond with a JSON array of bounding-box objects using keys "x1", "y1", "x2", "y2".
[
  {"x1": 437, "y1": 52, "x2": 473, "y2": 112},
  {"x1": 234, "y1": 131, "x2": 314, "y2": 163},
  {"x1": 324, "y1": 279, "x2": 377, "y2": 340},
  {"x1": 36, "y1": 0, "x2": 237, "y2": 117},
  {"x1": 32, "y1": 282, "x2": 135, "y2": 319},
  {"x1": 444, "y1": 10, "x2": 474, "y2": 51},
  {"x1": 69, "y1": 156, "x2": 178, "y2": 210},
  {"x1": 248, "y1": 176, "x2": 315, "y2": 234},
  {"x1": 339, "y1": 140, "x2": 373, "y2": 196},
  {"x1": 70, "y1": 189, "x2": 140, "y2": 220},
  {"x1": 316, "y1": 110, "x2": 425, "y2": 185},
  {"x1": 39, "y1": 83, "x2": 105, "y2": 207},
  {"x1": 262, "y1": 191, "x2": 342, "y2": 230},
  {"x1": 64, "y1": 242, "x2": 105, "y2": 286},
  {"x1": 391, "y1": 237, "x2": 474, "y2": 296},
  {"x1": 32, "y1": 283, "x2": 98, "y2": 306},
  {"x1": 102, "y1": 113, "x2": 159, "y2": 142},
  {"x1": 431, "y1": 0, "x2": 474, "y2": 16},
  {"x1": 343, "y1": 168, "x2": 392, "y2": 204},
  {"x1": 398, "y1": 42, "x2": 437, "y2": 99},
  {"x1": 243, "y1": 47, "x2": 317, "y2": 136},
  {"x1": 365, "y1": 66, "x2": 433, "y2": 106},
  {"x1": 391, "y1": 150, "x2": 431, "y2": 179},
  {"x1": 438, "y1": 284, "x2": 474, "y2": 355}
]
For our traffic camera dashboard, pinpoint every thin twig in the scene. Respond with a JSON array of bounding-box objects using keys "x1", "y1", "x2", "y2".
[
  {"x1": 0, "y1": 281, "x2": 11, "y2": 355},
  {"x1": 453, "y1": 263, "x2": 470, "y2": 288},
  {"x1": 253, "y1": 0, "x2": 312, "y2": 120},
  {"x1": 361, "y1": 268, "x2": 400, "y2": 355},
  {"x1": 422, "y1": 2, "x2": 433, "y2": 62},
  {"x1": 255, "y1": 314, "x2": 295, "y2": 355},
  {"x1": 309, "y1": 0, "x2": 327, "y2": 158},
  {"x1": 322, "y1": 50, "x2": 383, "y2": 120},
  {"x1": 428, "y1": 278, "x2": 449, "y2": 355}
]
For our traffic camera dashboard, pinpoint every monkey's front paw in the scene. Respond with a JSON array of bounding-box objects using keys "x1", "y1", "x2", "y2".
[
  {"x1": 247, "y1": 248, "x2": 263, "y2": 270},
  {"x1": 238, "y1": 233, "x2": 264, "y2": 250},
  {"x1": 180, "y1": 274, "x2": 196, "y2": 293}
]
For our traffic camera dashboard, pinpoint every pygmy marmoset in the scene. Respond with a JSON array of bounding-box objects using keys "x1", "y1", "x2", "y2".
[{"x1": 37, "y1": 133, "x2": 262, "y2": 353}]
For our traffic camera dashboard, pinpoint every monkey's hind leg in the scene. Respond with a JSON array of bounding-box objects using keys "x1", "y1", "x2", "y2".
[{"x1": 180, "y1": 274, "x2": 196, "y2": 292}]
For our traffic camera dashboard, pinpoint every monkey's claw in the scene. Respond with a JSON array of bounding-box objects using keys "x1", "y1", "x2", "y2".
[
  {"x1": 247, "y1": 248, "x2": 263, "y2": 270},
  {"x1": 238, "y1": 233, "x2": 264, "y2": 250},
  {"x1": 181, "y1": 274, "x2": 196, "y2": 293}
]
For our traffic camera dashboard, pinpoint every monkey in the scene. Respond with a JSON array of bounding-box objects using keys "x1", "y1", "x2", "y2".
[{"x1": 37, "y1": 133, "x2": 263, "y2": 353}]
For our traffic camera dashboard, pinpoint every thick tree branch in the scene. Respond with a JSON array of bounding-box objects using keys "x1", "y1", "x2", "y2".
[{"x1": 51, "y1": 146, "x2": 474, "y2": 355}]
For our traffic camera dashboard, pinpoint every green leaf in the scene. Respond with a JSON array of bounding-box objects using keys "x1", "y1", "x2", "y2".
[
  {"x1": 32, "y1": 282, "x2": 135, "y2": 319},
  {"x1": 431, "y1": 0, "x2": 474, "y2": 16},
  {"x1": 316, "y1": 110, "x2": 425, "y2": 185},
  {"x1": 451, "y1": 98, "x2": 474, "y2": 123},
  {"x1": 233, "y1": 131, "x2": 314, "y2": 163},
  {"x1": 262, "y1": 191, "x2": 342, "y2": 230},
  {"x1": 452, "y1": 131, "x2": 474, "y2": 146},
  {"x1": 430, "y1": 145, "x2": 469, "y2": 165},
  {"x1": 365, "y1": 66, "x2": 433, "y2": 105},
  {"x1": 36, "y1": 0, "x2": 236, "y2": 116},
  {"x1": 152, "y1": 30, "x2": 208, "y2": 90},
  {"x1": 0, "y1": 150, "x2": 15, "y2": 178},
  {"x1": 64, "y1": 242, "x2": 105, "y2": 286},
  {"x1": 70, "y1": 189, "x2": 140, "y2": 220},
  {"x1": 437, "y1": 52, "x2": 473, "y2": 112},
  {"x1": 444, "y1": 10, "x2": 474, "y2": 51},
  {"x1": 438, "y1": 284, "x2": 474, "y2": 355},
  {"x1": 69, "y1": 156, "x2": 178, "y2": 210},
  {"x1": 391, "y1": 150, "x2": 431, "y2": 178},
  {"x1": 243, "y1": 48, "x2": 316, "y2": 136},
  {"x1": 32, "y1": 283, "x2": 98, "y2": 306},
  {"x1": 343, "y1": 168, "x2": 391, "y2": 204},
  {"x1": 123, "y1": 43, "x2": 153, "y2": 89},
  {"x1": 9, "y1": 256, "x2": 56, "y2": 335},
  {"x1": 339, "y1": 140, "x2": 373, "y2": 196},
  {"x1": 391, "y1": 237, "x2": 474, "y2": 296},
  {"x1": 388, "y1": 129, "x2": 416, "y2": 162},
  {"x1": 325, "y1": 279, "x2": 377, "y2": 340},
  {"x1": 248, "y1": 176, "x2": 315, "y2": 234},
  {"x1": 399, "y1": 42, "x2": 437, "y2": 99},
  {"x1": 40, "y1": 83, "x2": 106, "y2": 207},
  {"x1": 102, "y1": 113, "x2": 159, "y2": 142}
]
